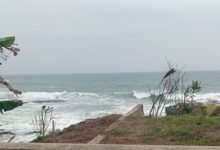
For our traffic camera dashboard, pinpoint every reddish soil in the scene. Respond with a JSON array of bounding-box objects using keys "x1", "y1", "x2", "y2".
[
  {"x1": 100, "y1": 117, "x2": 146, "y2": 145},
  {"x1": 42, "y1": 114, "x2": 122, "y2": 143}
]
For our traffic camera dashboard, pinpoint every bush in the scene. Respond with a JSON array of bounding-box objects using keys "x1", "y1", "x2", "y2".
[
  {"x1": 198, "y1": 105, "x2": 207, "y2": 116},
  {"x1": 31, "y1": 106, "x2": 54, "y2": 136},
  {"x1": 166, "y1": 102, "x2": 209, "y2": 116},
  {"x1": 31, "y1": 135, "x2": 49, "y2": 143}
]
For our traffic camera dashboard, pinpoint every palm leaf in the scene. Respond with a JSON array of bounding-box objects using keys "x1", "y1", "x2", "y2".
[
  {"x1": 0, "y1": 36, "x2": 15, "y2": 48},
  {"x1": 0, "y1": 100, "x2": 23, "y2": 114}
]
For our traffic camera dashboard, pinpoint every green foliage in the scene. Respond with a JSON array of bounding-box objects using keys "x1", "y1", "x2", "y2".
[
  {"x1": 165, "y1": 128, "x2": 192, "y2": 137},
  {"x1": 31, "y1": 135, "x2": 49, "y2": 143},
  {"x1": 0, "y1": 100, "x2": 23, "y2": 114},
  {"x1": 181, "y1": 103, "x2": 207, "y2": 116},
  {"x1": 0, "y1": 36, "x2": 15, "y2": 48},
  {"x1": 184, "y1": 80, "x2": 201, "y2": 102},
  {"x1": 182, "y1": 103, "x2": 194, "y2": 114},
  {"x1": 141, "y1": 115, "x2": 220, "y2": 145},
  {"x1": 191, "y1": 81, "x2": 202, "y2": 93},
  {"x1": 198, "y1": 104, "x2": 208, "y2": 116},
  {"x1": 105, "y1": 129, "x2": 131, "y2": 137},
  {"x1": 31, "y1": 129, "x2": 62, "y2": 143},
  {"x1": 103, "y1": 115, "x2": 220, "y2": 145},
  {"x1": 0, "y1": 36, "x2": 22, "y2": 115}
]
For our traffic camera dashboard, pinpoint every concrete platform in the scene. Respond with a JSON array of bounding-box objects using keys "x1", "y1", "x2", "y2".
[{"x1": 1, "y1": 143, "x2": 220, "y2": 150}]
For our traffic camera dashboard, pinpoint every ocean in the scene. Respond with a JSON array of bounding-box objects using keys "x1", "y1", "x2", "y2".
[{"x1": 1, "y1": 71, "x2": 220, "y2": 142}]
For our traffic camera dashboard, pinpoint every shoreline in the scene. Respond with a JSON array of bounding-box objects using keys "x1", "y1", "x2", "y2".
[{"x1": 30, "y1": 103, "x2": 220, "y2": 146}]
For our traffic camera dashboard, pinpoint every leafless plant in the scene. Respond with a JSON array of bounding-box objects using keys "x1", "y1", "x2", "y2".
[
  {"x1": 148, "y1": 64, "x2": 185, "y2": 117},
  {"x1": 31, "y1": 106, "x2": 54, "y2": 136}
]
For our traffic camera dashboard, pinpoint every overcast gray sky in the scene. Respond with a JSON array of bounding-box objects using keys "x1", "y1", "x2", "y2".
[{"x1": 1, "y1": 0, "x2": 220, "y2": 74}]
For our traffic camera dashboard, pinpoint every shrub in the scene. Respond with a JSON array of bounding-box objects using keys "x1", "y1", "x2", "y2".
[{"x1": 31, "y1": 106, "x2": 54, "y2": 136}]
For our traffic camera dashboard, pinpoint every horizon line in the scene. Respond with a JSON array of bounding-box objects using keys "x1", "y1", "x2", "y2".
[{"x1": 5, "y1": 69, "x2": 220, "y2": 76}]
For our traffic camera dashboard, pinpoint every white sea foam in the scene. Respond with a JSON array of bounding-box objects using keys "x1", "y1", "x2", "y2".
[
  {"x1": 132, "y1": 90, "x2": 220, "y2": 103},
  {"x1": 194, "y1": 93, "x2": 220, "y2": 103},
  {"x1": 1, "y1": 91, "x2": 220, "y2": 103},
  {"x1": 0, "y1": 91, "x2": 128, "y2": 143},
  {"x1": 132, "y1": 91, "x2": 150, "y2": 99},
  {"x1": 0, "y1": 91, "x2": 100, "y2": 102}
]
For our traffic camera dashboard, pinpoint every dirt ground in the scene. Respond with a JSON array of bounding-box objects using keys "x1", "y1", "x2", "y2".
[{"x1": 42, "y1": 114, "x2": 122, "y2": 143}]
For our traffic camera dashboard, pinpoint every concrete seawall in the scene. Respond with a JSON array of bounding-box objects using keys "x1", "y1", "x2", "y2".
[{"x1": 1, "y1": 143, "x2": 220, "y2": 150}]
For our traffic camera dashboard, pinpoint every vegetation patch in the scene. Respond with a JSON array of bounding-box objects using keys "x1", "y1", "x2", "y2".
[
  {"x1": 32, "y1": 135, "x2": 49, "y2": 143},
  {"x1": 101, "y1": 115, "x2": 220, "y2": 145},
  {"x1": 105, "y1": 129, "x2": 131, "y2": 137}
]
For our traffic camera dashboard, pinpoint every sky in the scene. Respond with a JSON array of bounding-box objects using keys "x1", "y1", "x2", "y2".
[{"x1": 1, "y1": 0, "x2": 220, "y2": 74}]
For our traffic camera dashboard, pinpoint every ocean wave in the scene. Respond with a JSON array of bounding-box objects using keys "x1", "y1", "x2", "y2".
[
  {"x1": 1, "y1": 91, "x2": 220, "y2": 103},
  {"x1": 113, "y1": 91, "x2": 150, "y2": 99},
  {"x1": 131, "y1": 91, "x2": 220, "y2": 102},
  {"x1": 195, "y1": 93, "x2": 220, "y2": 102},
  {"x1": 132, "y1": 91, "x2": 151, "y2": 99},
  {"x1": 0, "y1": 91, "x2": 100, "y2": 102}
]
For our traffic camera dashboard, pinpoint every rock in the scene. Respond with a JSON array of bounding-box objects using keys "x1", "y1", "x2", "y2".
[
  {"x1": 207, "y1": 99, "x2": 220, "y2": 105},
  {"x1": 165, "y1": 102, "x2": 201, "y2": 116},
  {"x1": 165, "y1": 104, "x2": 184, "y2": 116}
]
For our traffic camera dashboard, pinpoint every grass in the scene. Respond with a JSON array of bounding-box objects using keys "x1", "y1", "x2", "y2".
[
  {"x1": 31, "y1": 135, "x2": 49, "y2": 143},
  {"x1": 101, "y1": 115, "x2": 220, "y2": 145},
  {"x1": 105, "y1": 129, "x2": 131, "y2": 137},
  {"x1": 31, "y1": 130, "x2": 62, "y2": 143}
]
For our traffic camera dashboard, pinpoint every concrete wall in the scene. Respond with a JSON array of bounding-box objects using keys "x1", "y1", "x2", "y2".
[
  {"x1": 120, "y1": 104, "x2": 144, "y2": 119},
  {"x1": 1, "y1": 143, "x2": 220, "y2": 150}
]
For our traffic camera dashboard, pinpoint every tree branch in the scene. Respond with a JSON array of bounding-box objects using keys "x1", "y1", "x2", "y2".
[{"x1": 0, "y1": 76, "x2": 21, "y2": 95}]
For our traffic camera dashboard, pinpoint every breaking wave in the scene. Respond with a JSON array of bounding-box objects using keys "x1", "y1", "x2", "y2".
[
  {"x1": 0, "y1": 91, "x2": 100, "y2": 103},
  {"x1": 132, "y1": 91, "x2": 151, "y2": 99},
  {"x1": 1, "y1": 91, "x2": 220, "y2": 103},
  {"x1": 132, "y1": 91, "x2": 220, "y2": 102},
  {"x1": 195, "y1": 93, "x2": 220, "y2": 103}
]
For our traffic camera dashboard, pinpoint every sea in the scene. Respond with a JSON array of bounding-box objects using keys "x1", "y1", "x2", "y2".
[{"x1": 1, "y1": 71, "x2": 220, "y2": 142}]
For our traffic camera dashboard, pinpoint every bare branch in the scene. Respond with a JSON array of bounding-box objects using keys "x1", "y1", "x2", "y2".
[
  {"x1": 5, "y1": 46, "x2": 20, "y2": 56},
  {"x1": 0, "y1": 76, "x2": 21, "y2": 95}
]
